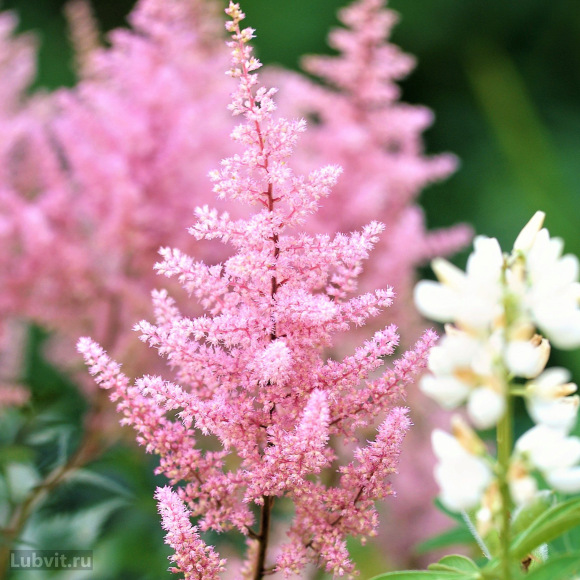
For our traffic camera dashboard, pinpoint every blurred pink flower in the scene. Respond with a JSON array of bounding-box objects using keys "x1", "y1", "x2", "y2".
[{"x1": 275, "y1": 0, "x2": 471, "y2": 339}]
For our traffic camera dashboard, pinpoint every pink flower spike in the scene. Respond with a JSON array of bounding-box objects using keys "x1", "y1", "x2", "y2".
[
  {"x1": 155, "y1": 486, "x2": 225, "y2": 579},
  {"x1": 341, "y1": 406, "x2": 412, "y2": 502},
  {"x1": 76, "y1": 3, "x2": 442, "y2": 576}
]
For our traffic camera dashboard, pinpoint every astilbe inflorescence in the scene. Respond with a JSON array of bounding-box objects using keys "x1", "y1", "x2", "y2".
[
  {"x1": 78, "y1": 3, "x2": 436, "y2": 577},
  {"x1": 272, "y1": 0, "x2": 473, "y2": 561},
  {"x1": 0, "y1": 3, "x2": 235, "y2": 568},
  {"x1": 274, "y1": 0, "x2": 471, "y2": 337},
  {"x1": 0, "y1": 0, "x2": 235, "y2": 375}
]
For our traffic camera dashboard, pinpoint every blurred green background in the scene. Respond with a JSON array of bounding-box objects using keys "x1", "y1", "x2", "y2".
[{"x1": 2, "y1": 0, "x2": 580, "y2": 578}]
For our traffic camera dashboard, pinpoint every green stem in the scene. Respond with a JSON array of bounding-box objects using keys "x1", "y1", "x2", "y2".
[{"x1": 497, "y1": 392, "x2": 514, "y2": 580}]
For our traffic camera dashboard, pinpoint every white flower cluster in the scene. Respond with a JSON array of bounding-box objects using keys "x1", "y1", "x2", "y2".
[{"x1": 415, "y1": 212, "x2": 580, "y2": 513}]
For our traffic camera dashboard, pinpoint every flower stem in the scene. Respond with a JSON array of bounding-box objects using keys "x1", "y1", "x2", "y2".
[
  {"x1": 253, "y1": 496, "x2": 273, "y2": 580},
  {"x1": 497, "y1": 392, "x2": 514, "y2": 580}
]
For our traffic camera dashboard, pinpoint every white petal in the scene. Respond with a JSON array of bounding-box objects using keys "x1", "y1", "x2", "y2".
[
  {"x1": 466, "y1": 236, "x2": 503, "y2": 284},
  {"x1": 420, "y1": 375, "x2": 470, "y2": 409},
  {"x1": 545, "y1": 467, "x2": 580, "y2": 493},
  {"x1": 455, "y1": 293, "x2": 501, "y2": 331},
  {"x1": 517, "y1": 425, "x2": 580, "y2": 471},
  {"x1": 504, "y1": 338, "x2": 550, "y2": 379},
  {"x1": 471, "y1": 335, "x2": 499, "y2": 376},
  {"x1": 533, "y1": 367, "x2": 572, "y2": 392},
  {"x1": 527, "y1": 396, "x2": 579, "y2": 433},
  {"x1": 527, "y1": 230, "x2": 561, "y2": 278},
  {"x1": 467, "y1": 387, "x2": 505, "y2": 429},
  {"x1": 516, "y1": 425, "x2": 549, "y2": 454},
  {"x1": 431, "y1": 429, "x2": 467, "y2": 461},
  {"x1": 434, "y1": 454, "x2": 492, "y2": 512},
  {"x1": 428, "y1": 331, "x2": 480, "y2": 375},
  {"x1": 513, "y1": 211, "x2": 545, "y2": 252},
  {"x1": 556, "y1": 254, "x2": 579, "y2": 286},
  {"x1": 432, "y1": 258, "x2": 467, "y2": 289},
  {"x1": 414, "y1": 280, "x2": 457, "y2": 323},
  {"x1": 534, "y1": 304, "x2": 580, "y2": 349}
]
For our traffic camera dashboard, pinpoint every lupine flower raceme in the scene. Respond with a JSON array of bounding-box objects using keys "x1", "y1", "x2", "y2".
[
  {"x1": 79, "y1": 3, "x2": 437, "y2": 577},
  {"x1": 415, "y1": 211, "x2": 580, "y2": 538}
]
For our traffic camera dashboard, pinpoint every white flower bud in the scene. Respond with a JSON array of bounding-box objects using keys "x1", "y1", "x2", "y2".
[
  {"x1": 527, "y1": 367, "x2": 573, "y2": 398},
  {"x1": 516, "y1": 425, "x2": 580, "y2": 473},
  {"x1": 432, "y1": 429, "x2": 492, "y2": 512},
  {"x1": 504, "y1": 336, "x2": 550, "y2": 379},
  {"x1": 545, "y1": 467, "x2": 580, "y2": 494},
  {"x1": 467, "y1": 387, "x2": 505, "y2": 429},
  {"x1": 526, "y1": 368, "x2": 579, "y2": 432},
  {"x1": 513, "y1": 211, "x2": 545, "y2": 252}
]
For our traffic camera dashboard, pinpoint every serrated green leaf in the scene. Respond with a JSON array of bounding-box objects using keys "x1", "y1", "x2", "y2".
[
  {"x1": 523, "y1": 552, "x2": 580, "y2": 580},
  {"x1": 429, "y1": 555, "x2": 479, "y2": 573},
  {"x1": 416, "y1": 526, "x2": 475, "y2": 554},
  {"x1": 510, "y1": 497, "x2": 580, "y2": 560}
]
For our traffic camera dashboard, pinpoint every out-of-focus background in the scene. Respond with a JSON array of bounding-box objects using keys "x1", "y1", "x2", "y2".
[
  {"x1": 1, "y1": 0, "x2": 579, "y2": 578},
  {"x1": 6, "y1": 0, "x2": 579, "y2": 252}
]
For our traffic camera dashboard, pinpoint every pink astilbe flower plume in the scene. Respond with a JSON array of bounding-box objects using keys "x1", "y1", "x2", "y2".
[
  {"x1": 156, "y1": 486, "x2": 226, "y2": 579},
  {"x1": 272, "y1": 1, "x2": 473, "y2": 562},
  {"x1": 0, "y1": 0, "x2": 235, "y2": 378},
  {"x1": 79, "y1": 3, "x2": 436, "y2": 577},
  {"x1": 275, "y1": 0, "x2": 471, "y2": 337}
]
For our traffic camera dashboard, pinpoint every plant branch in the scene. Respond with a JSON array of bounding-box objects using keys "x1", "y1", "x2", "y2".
[
  {"x1": 497, "y1": 391, "x2": 514, "y2": 580},
  {"x1": 253, "y1": 496, "x2": 274, "y2": 580}
]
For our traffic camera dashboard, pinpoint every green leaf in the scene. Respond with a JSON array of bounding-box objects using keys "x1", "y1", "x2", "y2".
[
  {"x1": 416, "y1": 526, "x2": 475, "y2": 554},
  {"x1": 371, "y1": 557, "x2": 482, "y2": 580},
  {"x1": 65, "y1": 469, "x2": 134, "y2": 498},
  {"x1": 370, "y1": 573, "x2": 473, "y2": 580},
  {"x1": 433, "y1": 498, "x2": 466, "y2": 524},
  {"x1": 0, "y1": 445, "x2": 35, "y2": 465},
  {"x1": 523, "y1": 552, "x2": 580, "y2": 580},
  {"x1": 511, "y1": 490, "x2": 554, "y2": 536},
  {"x1": 510, "y1": 497, "x2": 580, "y2": 559},
  {"x1": 428, "y1": 555, "x2": 479, "y2": 574}
]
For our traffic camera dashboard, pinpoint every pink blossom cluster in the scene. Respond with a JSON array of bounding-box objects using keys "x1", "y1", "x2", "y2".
[
  {"x1": 275, "y1": 0, "x2": 471, "y2": 336},
  {"x1": 0, "y1": 0, "x2": 468, "y2": 376},
  {"x1": 0, "y1": 0, "x2": 235, "y2": 373},
  {"x1": 0, "y1": 0, "x2": 472, "y2": 570},
  {"x1": 271, "y1": 0, "x2": 472, "y2": 561},
  {"x1": 78, "y1": 3, "x2": 437, "y2": 576}
]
